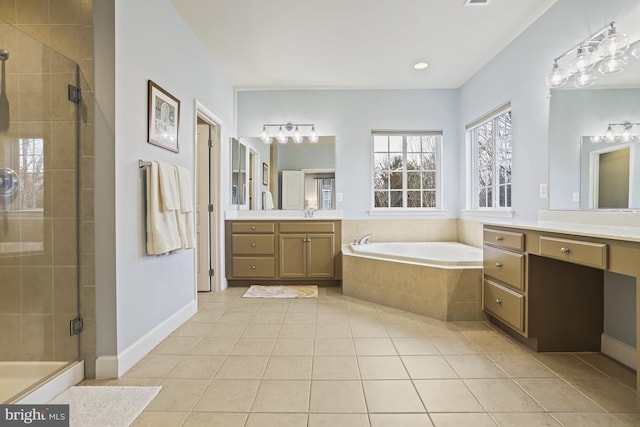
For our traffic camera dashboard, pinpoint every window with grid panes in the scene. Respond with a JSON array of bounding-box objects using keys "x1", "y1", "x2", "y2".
[{"x1": 372, "y1": 132, "x2": 442, "y2": 209}]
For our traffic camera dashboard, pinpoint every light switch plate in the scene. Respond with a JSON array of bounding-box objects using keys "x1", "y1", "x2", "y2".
[
  {"x1": 539, "y1": 183, "x2": 548, "y2": 199},
  {"x1": 336, "y1": 193, "x2": 343, "y2": 202},
  {"x1": 572, "y1": 192, "x2": 580, "y2": 202}
]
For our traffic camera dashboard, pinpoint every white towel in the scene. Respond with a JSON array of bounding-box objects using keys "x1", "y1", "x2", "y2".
[
  {"x1": 146, "y1": 161, "x2": 181, "y2": 255},
  {"x1": 157, "y1": 160, "x2": 180, "y2": 211},
  {"x1": 263, "y1": 191, "x2": 275, "y2": 210},
  {"x1": 175, "y1": 165, "x2": 196, "y2": 249}
]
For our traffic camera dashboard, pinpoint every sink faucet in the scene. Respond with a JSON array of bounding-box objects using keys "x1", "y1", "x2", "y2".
[
  {"x1": 304, "y1": 208, "x2": 315, "y2": 218},
  {"x1": 357, "y1": 234, "x2": 374, "y2": 245}
]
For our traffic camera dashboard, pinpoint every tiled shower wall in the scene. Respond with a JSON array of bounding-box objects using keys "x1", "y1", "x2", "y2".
[{"x1": 0, "y1": 0, "x2": 95, "y2": 377}]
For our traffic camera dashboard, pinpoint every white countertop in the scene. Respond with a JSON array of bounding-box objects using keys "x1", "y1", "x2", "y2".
[
  {"x1": 484, "y1": 219, "x2": 640, "y2": 243},
  {"x1": 225, "y1": 209, "x2": 343, "y2": 221}
]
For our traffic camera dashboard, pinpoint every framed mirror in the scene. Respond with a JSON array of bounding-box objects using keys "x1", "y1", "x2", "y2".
[{"x1": 230, "y1": 137, "x2": 247, "y2": 205}]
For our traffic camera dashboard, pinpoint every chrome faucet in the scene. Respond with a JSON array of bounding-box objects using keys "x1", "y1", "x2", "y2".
[
  {"x1": 357, "y1": 234, "x2": 374, "y2": 245},
  {"x1": 304, "y1": 208, "x2": 315, "y2": 218}
]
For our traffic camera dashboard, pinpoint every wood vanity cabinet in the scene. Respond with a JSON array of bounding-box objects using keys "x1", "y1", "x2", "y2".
[{"x1": 226, "y1": 220, "x2": 341, "y2": 285}]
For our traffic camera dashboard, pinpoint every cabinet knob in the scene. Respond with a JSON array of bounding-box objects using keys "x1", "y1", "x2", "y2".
[
  {"x1": 495, "y1": 299, "x2": 502, "y2": 304},
  {"x1": 560, "y1": 247, "x2": 570, "y2": 254},
  {"x1": 251, "y1": 242, "x2": 256, "y2": 247},
  {"x1": 251, "y1": 265, "x2": 257, "y2": 270},
  {"x1": 251, "y1": 226, "x2": 256, "y2": 230},
  {"x1": 496, "y1": 236, "x2": 504, "y2": 242},
  {"x1": 495, "y1": 262, "x2": 503, "y2": 269}
]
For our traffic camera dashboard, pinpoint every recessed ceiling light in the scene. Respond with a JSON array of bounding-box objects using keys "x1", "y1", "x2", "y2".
[{"x1": 414, "y1": 62, "x2": 429, "y2": 70}]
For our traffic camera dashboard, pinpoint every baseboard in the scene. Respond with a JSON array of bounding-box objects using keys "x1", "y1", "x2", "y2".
[
  {"x1": 601, "y1": 333, "x2": 636, "y2": 370},
  {"x1": 95, "y1": 300, "x2": 197, "y2": 378},
  {"x1": 18, "y1": 361, "x2": 84, "y2": 404}
]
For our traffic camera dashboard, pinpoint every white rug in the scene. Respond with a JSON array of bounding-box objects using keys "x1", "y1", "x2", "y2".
[
  {"x1": 242, "y1": 285, "x2": 318, "y2": 298},
  {"x1": 50, "y1": 386, "x2": 161, "y2": 427}
]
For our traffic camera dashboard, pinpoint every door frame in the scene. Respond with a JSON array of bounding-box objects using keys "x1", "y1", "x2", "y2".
[{"x1": 194, "y1": 100, "x2": 223, "y2": 293}]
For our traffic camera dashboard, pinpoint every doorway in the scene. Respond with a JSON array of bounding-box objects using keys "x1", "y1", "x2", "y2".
[
  {"x1": 589, "y1": 145, "x2": 631, "y2": 209},
  {"x1": 195, "y1": 104, "x2": 222, "y2": 292}
]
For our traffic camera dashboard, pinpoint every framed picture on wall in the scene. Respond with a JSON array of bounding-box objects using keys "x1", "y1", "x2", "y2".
[
  {"x1": 147, "y1": 80, "x2": 180, "y2": 152},
  {"x1": 262, "y1": 162, "x2": 269, "y2": 186}
]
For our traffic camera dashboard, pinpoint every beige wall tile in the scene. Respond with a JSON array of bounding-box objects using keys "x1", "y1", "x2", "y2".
[
  {"x1": 458, "y1": 219, "x2": 483, "y2": 248},
  {"x1": 22, "y1": 314, "x2": 54, "y2": 360},
  {"x1": 0, "y1": 0, "x2": 17, "y2": 23},
  {"x1": 51, "y1": 122, "x2": 76, "y2": 169},
  {"x1": 21, "y1": 266, "x2": 53, "y2": 314},
  {"x1": 49, "y1": 0, "x2": 82, "y2": 25},
  {"x1": 21, "y1": 218, "x2": 44, "y2": 242},
  {"x1": 17, "y1": 30, "x2": 51, "y2": 73},
  {"x1": 0, "y1": 267, "x2": 21, "y2": 314},
  {"x1": 51, "y1": 170, "x2": 76, "y2": 218},
  {"x1": 50, "y1": 73, "x2": 76, "y2": 122},
  {"x1": 52, "y1": 218, "x2": 77, "y2": 265},
  {"x1": 21, "y1": 218, "x2": 53, "y2": 266},
  {"x1": 0, "y1": 315, "x2": 23, "y2": 359},
  {"x1": 0, "y1": 23, "x2": 19, "y2": 73},
  {"x1": 53, "y1": 314, "x2": 77, "y2": 360},
  {"x1": 50, "y1": 49, "x2": 76, "y2": 72},
  {"x1": 49, "y1": 24, "x2": 82, "y2": 62},
  {"x1": 15, "y1": 24, "x2": 51, "y2": 48},
  {"x1": 53, "y1": 266, "x2": 77, "y2": 314},
  {"x1": 19, "y1": 73, "x2": 51, "y2": 121},
  {"x1": 3, "y1": 74, "x2": 21, "y2": 121},
  {"x1": 17, "y1": 0, "x2": 49, "y2": 24}
]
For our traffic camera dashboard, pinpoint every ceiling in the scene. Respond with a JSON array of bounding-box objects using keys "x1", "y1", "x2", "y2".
[{"x1": 170, "y1": 0, "x2": 558, "y2": 90}]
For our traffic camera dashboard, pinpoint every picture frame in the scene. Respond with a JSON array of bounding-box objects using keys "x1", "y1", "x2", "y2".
[
  {"x1": 262, "y1": 162, "x2": 269, "y2": 186},
  {"x1": 147, "y1": 80, "x2": 180, "y2": 152}
]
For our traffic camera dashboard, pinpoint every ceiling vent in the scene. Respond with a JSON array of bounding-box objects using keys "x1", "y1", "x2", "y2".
[{"x1": 464, "y1": 0, "x2": 489, "y2": 5}]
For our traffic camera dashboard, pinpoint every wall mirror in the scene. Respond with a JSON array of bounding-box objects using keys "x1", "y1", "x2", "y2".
[
  {"x1": 238, "y1": 136, "x2": 336, "y2": 210},
  {"x1": 230, "y1": 137, "x2": 246, "y2": 205},
  {"x1": 548, "y1": 58, "x2": 640, "y2": 210}
]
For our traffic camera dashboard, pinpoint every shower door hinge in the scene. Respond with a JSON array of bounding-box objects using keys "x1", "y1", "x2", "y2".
[
  {"x1": 69, "y1": 317, "x2": 83, "y2": 336},
  {"x1": 208, "y1": 204, "x2": 214, "y2": 212},
  {"x1": 68, "y1": 85, "x2": 82, "y2": 104},
  {"x1": 209, "y1": 268, "x2": 215, "y2": 277},
  {"x1": 208, "y1": 138, "x2": 213, "y2": 148}
]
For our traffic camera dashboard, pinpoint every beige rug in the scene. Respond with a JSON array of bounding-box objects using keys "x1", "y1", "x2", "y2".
[
  {"x1": 50, "y1": 386, "x2": 160, "y2": 427},
  {"x1": 243, "y1": 285, "x2": 318, "y2": 298}
]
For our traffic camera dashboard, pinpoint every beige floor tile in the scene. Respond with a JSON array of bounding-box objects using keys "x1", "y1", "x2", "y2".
[
  {"x1": 490, "y1": 412, "x2": 562, "y2": 426},
  {"x1": 464, "y1": 379, "x2": 543, "y2": 412},
  {"x1": 251, "y1": 380, "x2": 311, "y2": 412},
  {"x1": 145, "y1": 379, "x2": 210, "y2": 412},
  {"x1": 354, "y1": 338, "x2": 398, "y2": 355},
  {"x1": 171, "y1": 322, "x2": 215, "y2": 336},
  {"x1": 167, "y1": 356, "x2": 225, "y2": 379},
  {"x1": 465, "y1": 335, "x2": 523, "y2": 354},
  {"x1": 188, "y1": 311, "x2": 225, "y2": 324},
  {"x1": 430, "y1": 336, "x2": 481, "y2": 354},
  {"x1": 488, "y1": 353, "x2": 557, "y2": 378},
  {"x1": 445, "y1": 354, "x2": 507, "y2": 379},
  {"x1": 384, "y1": 323, "x2": 429, "y2": 338},
  {"x1": 357, "y1": 356, "x2": 409, "y2": 380},
  {"x1": 350, "y1": 321, "x2": 389, "y2": 338},
  {"x1": 246, "y1": 413, "x2": 308, "y2": 427},
  {"x1": 533, "y1": 353, "x2": 608, "y2": 379},
  {"x1": 570, "y1": 378, "x2": 640, "y2": 413},
  {"x1": 515, "y1": 378, "x2": 604, "y2": 413},
  {"x1": 313, "y1": 356, "x2": 360, "y2": 380},
  {"x1": 249, "y1": 312, "x2": 285, "y2": 323},
  {"x1": 286, "y1": 301, "x2": 318, "y2": 313},
  {"x1": 151, "y1": 337, "x2": 201, "y2": 355},
  {"x1": 315, "y1": 323, "x2": 352, "y2": 337},
  {"x1": 215, "y1": 356, "x2": 269, "y2": 379},
  {"x1": 255, "y1": 302, "x2": 290, "y2": 313},
  {"x1": 242, "y1": 323, "x2": 281, "y2": 338},
  {"x1": 284, "y1": 312, "x2": 317, "y2": 324},
  {"x1": 369, "y1": 413, "x2": 433, "y2": 427},
  {"x1": 575, "y1": 353, "x2": 636, "y2": 388},
  {"x1": 429, "y1": 413, "x2": 497, "y2": 427},
  {"x1": 308, "y1": 413, "x2": 370, "y2": 427},
  {"x1": 218, "y1": 311, "x2": 255, "y2": 324},
  {"x1": 205, "y1": 323, "x2": 248, "y2": 337},
  {"x1": 402, "y1": 355, "x2": 458, "y2": 379},
  {"x1": 551, "y1": 413, "x2": 627, "y2": 427},
  {"x1": 614, "y1": 413, "x2": 640, "y2": 425},
  {"x1": 131, "y1": 411, "x2": 188, "y2": 427},
  {"x1": 452, "y1": 321, "x2": 495, "y2": 332},
  {"x1": 124, "y1": 355, "x2": 184, "y2": 378},
  {"x1": 182, "y1": 412, "x2": 248, "y2": 427},
  {"x1": 189, "y1": 337, "x2": 238, "y2": 356},
  {"x1": 362, "y1": 380, "x2": 426, "y2": 413},
  {"x1": 229, "y1": 338, "x2": 275, "y2": 356},
  {"x1": 314, "y1": 338, "x2": 356, "y2": 356},
  {"x1": 414, "y1": 379, "x2": 484, "y2": 413},
  {"x1": 316, "y1": 312, "x2": 350, "y2": 324},
  {"x1": 263, "y1": 356, "x2": 313, "y2": 380},
  {"x1": 309, "y1": 380, "x2": 367, "y2": 413},
  {"x1": 193, "y1": 380, "x2": 260, "y2": 412},
  {"x1": 279, "y1": 324, "x2": 316, "y2": 338},
  {"x1": 392, "y1": 338, "x2": 439, "y2": 355},
  {"x1": 272, "y1": 338, "x2": 315, "y2": 355}
]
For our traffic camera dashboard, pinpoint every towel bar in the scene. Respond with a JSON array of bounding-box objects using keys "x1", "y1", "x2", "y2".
[{"x1": 138, "y1": 160, "x2": 152, "y2": 168}]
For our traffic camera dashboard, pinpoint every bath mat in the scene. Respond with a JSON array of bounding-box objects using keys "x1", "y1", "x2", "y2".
[
  {"x1": 50, "y1": 386, "x2": 161, "y2": 427},
  {"x1": 242, "y1": 285, "x2": 318, "y2": 298}
]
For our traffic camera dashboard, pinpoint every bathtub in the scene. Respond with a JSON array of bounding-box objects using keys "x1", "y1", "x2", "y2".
[{"x1": 342, "y1": 241, "x2": 485, "y2": 321}]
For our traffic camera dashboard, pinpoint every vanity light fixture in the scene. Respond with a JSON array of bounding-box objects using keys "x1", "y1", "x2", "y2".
[
  {"x1": 590, "y1": 122, "x2": 640, "y2": 144},
  {"x1": 545, "y1": 21, "x2": 638, "y2": 89},
  {"x1": 260, "y1": 122, "x2": 319, "y2": 144}
]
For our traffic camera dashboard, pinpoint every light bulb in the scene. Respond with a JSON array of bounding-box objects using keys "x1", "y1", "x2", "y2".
[
  {"x1": 632, "y1": 42, "x2": 640, "y2": 60},
  {"x1": 568, "y1": 47, "x2": 597, "y2": 73},
  {"x1": 293, "y1": 126, "x2": 303, "y2": 144},
  {"x1": 545, "y1": 61, "x2": 569, "y2": 88},
  {"x1": 260, "y1": 126, "x2": 270, "y2": 144},
  {"x1": 591, "y1": 135, "x2": 603, "y2": 143},
  {"x1": 621, "y1": 125, "x2": 634, "y2": 143},
  {"x1": 597, "y1": 29, "x2": 629, "y2": 58},
  {"x1": 277, "y1": 126, "x2": 287, "y2": 144},
  {"x1": 605, "y1": 125, "x2": 617, "y2": 143},
  {"x1": 309, "y1": 125, "x2": 319, "y2": 143},
  {"x1": 572, "y1": 71, "x2": 597, "y2": 88},
  {"x1": 597, "y1": 52, "x2": 628, "y2": 75}
]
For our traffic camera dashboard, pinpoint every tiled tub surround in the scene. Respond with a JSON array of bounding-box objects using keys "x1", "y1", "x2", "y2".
[{"x1": 342, "y1": 245, "x2": 485, "y2": 321}]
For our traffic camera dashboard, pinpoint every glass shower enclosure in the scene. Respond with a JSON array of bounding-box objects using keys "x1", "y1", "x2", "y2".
[{"x1": 0, "y1": 21, "x2": 82, "y2": 403}]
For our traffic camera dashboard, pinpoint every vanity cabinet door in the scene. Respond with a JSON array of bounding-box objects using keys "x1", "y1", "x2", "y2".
[
  {"x1": 307, "y1": 233, "x2": 335, "y2": 278},
  {"x1": 279, "y1": 234, "x2": 307, "y2": 277}
]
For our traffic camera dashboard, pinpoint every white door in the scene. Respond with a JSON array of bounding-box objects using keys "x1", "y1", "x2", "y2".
[
  {"x1": 196, "y1": 119, "x2": 214, "y2": 291},
  {"x1": 282, "y1": 170, "x2": 305, "y2": 209}
]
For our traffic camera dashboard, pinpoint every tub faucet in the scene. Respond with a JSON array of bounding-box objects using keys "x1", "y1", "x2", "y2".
[{"x1": 357, "y1": 234, "x2": 374, "y2": 245}]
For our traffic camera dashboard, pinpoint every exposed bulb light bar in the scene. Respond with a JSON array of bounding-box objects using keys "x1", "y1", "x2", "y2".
[
  {"x1": 259, "y1": 122, "x2": 320, "y2": 144},
  {"x1": 590, "y1": 122, "x2": 640, "y2": 144}
]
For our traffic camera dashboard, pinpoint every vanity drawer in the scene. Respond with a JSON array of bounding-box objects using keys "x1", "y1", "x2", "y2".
[
  {"x1": 279, "y1": 222, "x2": 335, "y2": 233},
  {"x1": 232, "y1": 257, "x2": 275, "y2": 278},
  {"x1": 484, "y1": 228, "x2": 524, "y2": 251},
  {"x1": 483, "y1": 245, "x2": 525, "y2": 290},
  {"x1": 483, "y1": 279, "x2": 524, "y2": 332},
  {"x1": 232, "y1": 235, "x2": 275, "y2": 255},
  {"x1": 539, "y1": 236, "x2": 607, "y2": 269},
  {"x1": 231, "y1": 222, "x2": 275, "y2": 233}
]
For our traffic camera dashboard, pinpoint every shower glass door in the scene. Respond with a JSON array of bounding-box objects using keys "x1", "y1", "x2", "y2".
[{"x1": 0, "y1": 21, "x2": 80, "y2": 402}]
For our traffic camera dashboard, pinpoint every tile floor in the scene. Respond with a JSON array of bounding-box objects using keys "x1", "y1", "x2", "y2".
[{"x1": 87, "y1": 287, "x2": 639, "y2": 426}]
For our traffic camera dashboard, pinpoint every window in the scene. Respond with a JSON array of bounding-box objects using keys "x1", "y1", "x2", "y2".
[
  {"x1": 18, "y1": 138, "x2": 45, "y2": 210},
  {"x1": 467, "y1": 105, "x2": 512, "y2": 208},
  {"x1": 372, "y1": 131, "x2": 442, "y2": 208}
]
